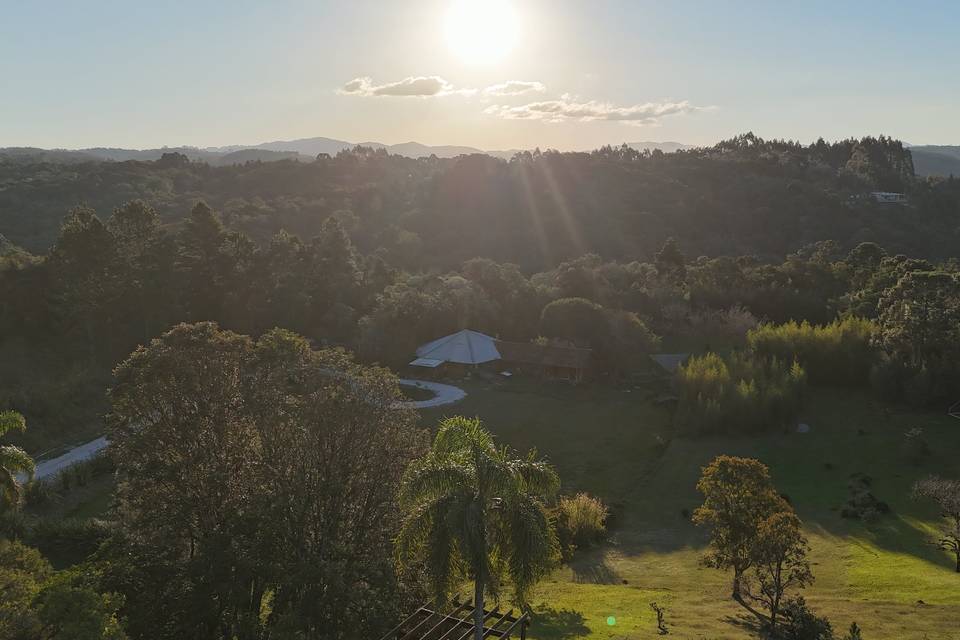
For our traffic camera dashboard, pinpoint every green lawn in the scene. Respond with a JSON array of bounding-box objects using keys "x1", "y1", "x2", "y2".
[{"x1": 420, "y1": 380, "x2": 960, "y2": 639}]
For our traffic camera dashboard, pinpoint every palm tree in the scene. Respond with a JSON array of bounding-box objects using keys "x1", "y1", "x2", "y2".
[
  {"x1": 1, "y1": 410, "x2": 35, "y2": 510},
  {"x1": 398, "y1": 416, "x2": 559, "y2": 640}
]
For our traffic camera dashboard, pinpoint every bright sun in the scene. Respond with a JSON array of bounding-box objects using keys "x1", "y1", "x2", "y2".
[{"x1": 444, "y1": 0, "x2": 520, "y2": 65}]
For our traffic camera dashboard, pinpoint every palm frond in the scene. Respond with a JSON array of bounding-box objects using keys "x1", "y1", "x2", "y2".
[
  {"x1": 0, "y1": 467, "x2": 23, "y2": 509},
  {"x1": 502, "y1": 493, "x2": 559, "y2": 608},
  {"x1": 510, "y1": 459, "x2": 560, "y2": 499},
  {"x1": 397, "y1": 493, "x2": 462, "y2": 562},
  {"x1": 0, "y1": 411, "x2": 26, "y2": 437},
  {"x1": 0, "y1": 444, "x2": 35, "y2": 477},
  {"x1": 399, "y1": 457, "x2": 475, "y2": 508},
  {"x1": 433, "y1": 416, "x2": 494, "y2": 457}
]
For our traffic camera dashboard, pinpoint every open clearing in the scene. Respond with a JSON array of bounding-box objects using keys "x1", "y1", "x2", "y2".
[{"x1": 420, "y1": 380, "x2": 960, "y2": 639}]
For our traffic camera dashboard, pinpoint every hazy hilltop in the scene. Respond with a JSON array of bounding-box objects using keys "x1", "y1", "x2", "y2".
[
  {"x1": 0, "y1": 138, "x2": 698, "y2": 166},
  {"x1": 910, "y1": 145, "x2": 960, "y2": 177},
  {"x1": 626, "y1": 141, "x2": 695, "y2": 153},
  {"x1": 1, "y1": 133, "x2": 948, "y2": 265}
]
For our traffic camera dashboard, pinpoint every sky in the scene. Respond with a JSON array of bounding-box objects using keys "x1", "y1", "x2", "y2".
[{"x1": 2, "y1": 0, "x2": 959, "y2": 151}]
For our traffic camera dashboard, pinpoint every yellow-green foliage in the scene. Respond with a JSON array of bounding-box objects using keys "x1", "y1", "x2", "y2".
[
  {"x1": 747, "y1": 317, "x2": 877, "y2": 385},
  {"x1": 677, "y1": 352, "x2": 806, "y2": 433},
  {"x1": 556, "y1": 493, "x2": 609, "y2": 558}
]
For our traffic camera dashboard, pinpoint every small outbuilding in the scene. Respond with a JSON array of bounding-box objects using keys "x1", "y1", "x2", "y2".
[
  {"x1": 496, "y1": 340, "x2": 592, "y2": 383},
  {"x1": 650, "y1": 353, "x2": 690, "y2": 375},
  {"x1": 410, "y1": 330, "x2": 501, "y2": 373}
]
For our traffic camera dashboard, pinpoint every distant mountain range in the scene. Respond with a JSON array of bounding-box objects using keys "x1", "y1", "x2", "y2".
[
  {"x1": 0, "y1": 138, "x2": 695, "y2": 166},
  {"x1": 909, "y1": 145, "x2": 960, "y2": 177},
  {"x1": 8, "y1": 137, "x2": 955, "y2": 175}
]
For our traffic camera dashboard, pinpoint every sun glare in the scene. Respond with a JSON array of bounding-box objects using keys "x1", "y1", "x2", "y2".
[{"x1": 444, "y1": 0, "x2": 520, "y2": 65}]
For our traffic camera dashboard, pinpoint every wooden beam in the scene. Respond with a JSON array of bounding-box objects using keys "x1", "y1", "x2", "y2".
[
  {"x1": 382, "y1": 601, "x2": 435, "y2": 639},
  {"x1": 494, "y1": 614, "x2": 530, "y2": 640},
  {"x1": 445, "y1": 606, "x2": 502, "y2": 640},
  {"x1": 481, "y1": 609, "x2": 515, "y2": 638},
  {"x1": 398, "y1": 600, "x2": 471, "y2": 640}
]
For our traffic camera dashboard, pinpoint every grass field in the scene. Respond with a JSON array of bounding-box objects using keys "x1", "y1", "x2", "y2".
[{"x1": 420, "y1": 379, "x2": 960, "y2": 639}]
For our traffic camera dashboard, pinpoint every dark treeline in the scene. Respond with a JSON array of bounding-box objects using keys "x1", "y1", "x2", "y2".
[
  {"x1": 3, "y1": 133, "x2": 960, "y2": 451},
  {"x1": 3, "y1": 134, "x2": 959, "y2": 267},
  {"x1": 3, "y1": 191, "x2": 960, "y2": 450}
]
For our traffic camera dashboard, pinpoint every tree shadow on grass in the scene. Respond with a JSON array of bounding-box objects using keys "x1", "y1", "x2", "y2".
[
  {"x1": 530, "y1": 606, "x2": 590, "y2": 639},
  {"x1": 721, "y1": 611, "x2": 763, "y2": 637},
  {"x1": 570, "y1": 549, "x2": 622, "y2": 584}
]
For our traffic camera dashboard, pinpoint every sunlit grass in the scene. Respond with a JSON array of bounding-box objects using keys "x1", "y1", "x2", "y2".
[{"x1": 422, "y1": 381, "x2": 960, "y2": 639}]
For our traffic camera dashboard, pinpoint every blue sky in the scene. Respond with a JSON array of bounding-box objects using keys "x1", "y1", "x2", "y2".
[{"x1": 2, "y1": 0, "x2": 958, "y2": 150}]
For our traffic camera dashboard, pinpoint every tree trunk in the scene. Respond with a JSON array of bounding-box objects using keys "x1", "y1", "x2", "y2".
[
  {"x1": 769, "y1": 597, "x2": 780, "y2": 636},
  {"x1": 474, "y1": 574, "x2": 485, "y2": 640}
]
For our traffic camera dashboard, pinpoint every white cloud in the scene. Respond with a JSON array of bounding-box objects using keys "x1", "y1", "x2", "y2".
[
  {"x1": 338, "y1": 76, "x2": 475, "y2": 97},
  {"x1": 484, "y1": 94, "x2": 703, "y2": 125},
  {"x1": 482, "y1": 80, "x2": 546, "y2": 96}
]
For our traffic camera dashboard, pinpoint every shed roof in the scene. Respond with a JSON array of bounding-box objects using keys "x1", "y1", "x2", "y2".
[
  {"x1": 416, "y1": 330, "x2": 500, "y2": 365},
  {"x1": 650, "y1": 353, "x2": 690, "y2": 373}
]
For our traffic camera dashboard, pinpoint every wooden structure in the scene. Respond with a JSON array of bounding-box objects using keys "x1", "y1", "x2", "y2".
[
  {"x1": 382, "y1": 599, "x2": 529, "y2": 640},
  {"x1": 496, "y1": 341, "x2": 592, "y2": 383}
]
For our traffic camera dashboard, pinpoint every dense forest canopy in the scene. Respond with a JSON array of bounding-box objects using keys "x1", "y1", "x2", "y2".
[{"x1": 2, "y1": 134, "x2": 958, "y2": 267}]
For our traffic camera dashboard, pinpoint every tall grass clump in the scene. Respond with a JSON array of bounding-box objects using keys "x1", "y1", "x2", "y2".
[
  {"x1": 746, "y1": 316, "x2": 877, "y2": 386},
  {"x1": 555, "y1": 493, "x2": 609, "y2": 559},
  {"x1": 676, "y1": 351, "x2": 806, "y2": 434}
]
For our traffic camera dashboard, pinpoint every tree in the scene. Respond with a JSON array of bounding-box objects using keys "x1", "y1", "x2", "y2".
[
  {"x1": 692, "y1": 456, "x2": 790, "y2": 600},
  {"x1": 33, "y1": 569, "x2": 128, "y2": 640},
  {"x1": 0, "y1": 410, "x2": 34, "y2": 511},
  {"x1": 0, "y1": 539, "x2": 50, "y2": 638},
  {"x1": 744, "y1": 511, "x2": 813, "y2": 632},
  {"x1": 539, "y1": 297, "x2": 607, "y2": 347},
  {"x1": 655, "y1": 237, "x2": 686, "y2": 280},
  {"x1": 177, "y1": 201, "x2": 229, "y2": 322},
  {"x1": 107, "y1": 322, "x2": 424, "y2": 639},
  {"x1": 912, "y1": 476, "x2": 960, "y2": 572},
  {"x1": 47, "y1": 206, "x2": 118, "y2": 361},
  {"x1": 107, "y1": 200, "x2": 174, "y2": 346},
  {"x1": 397, "y1": 417, "x2": 559, "y2": 640},
  {"x1": 876, "y1": 270, "x2": 960, "y2": 404},
  {"x1": 0, "y1": 541, "x2": 127, "y2": 640}
]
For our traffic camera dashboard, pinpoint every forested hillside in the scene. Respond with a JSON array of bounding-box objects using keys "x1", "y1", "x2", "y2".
[
  {"x1": 4, "y1": 133, "x2": 960, "y2": 639},
  {"x1": 2, "y1": 134, "x2": 957, "y2": 266}
]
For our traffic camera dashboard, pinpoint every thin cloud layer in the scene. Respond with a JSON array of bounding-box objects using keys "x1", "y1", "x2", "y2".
[
  {"x1": 338, "y1": 77, "x2": 705, "y2": 127},
  {"x1": 339, "y1": 76, "x2": 474, "y2": 97},
  {"x1": 482, "y1": 80, "x2": 546, "y2": 96},
  {"x1": 485, "y1": 95, "x2": 702, "y2": 125}
]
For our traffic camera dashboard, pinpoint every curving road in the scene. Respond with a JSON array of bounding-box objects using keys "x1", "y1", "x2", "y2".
[
  {"x1": 397, "y1": 378, "x2": 467, "y2": 408},
  {"x1": 31, "y1": 436, "x2": 110, "y2": 481}
]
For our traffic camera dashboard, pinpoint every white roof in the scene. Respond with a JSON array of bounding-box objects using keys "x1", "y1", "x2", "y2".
[
  {"x1": 416, "y1": 329, "x2": 500, "y2": 365},
  {"x1": 409, "y1": 357, "x2": 444, "y2": 368}
]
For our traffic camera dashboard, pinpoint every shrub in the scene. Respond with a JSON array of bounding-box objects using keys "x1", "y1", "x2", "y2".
[
  {"x1": 26, "y1": 518, "x2": 113, "y2": 568},
  {"x1": 747, "y1": 316, "x2": 877, "y2": 386},
  {"x1": 684, "y1": 305, "x2": 759, "y2": 346},
  {"x1": 555, "y1": 493, "x2": 609, "y2": 558},
  {"x1": 676, "y1": 351, "x2": 806, "y2": 434},
  {"x1": 24, "y1": 479, "x2": 55, "y2": 508},
  {"x1": 780, "y1": 596, "x2": 834, "y2": 640}
]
